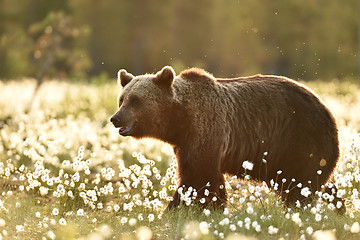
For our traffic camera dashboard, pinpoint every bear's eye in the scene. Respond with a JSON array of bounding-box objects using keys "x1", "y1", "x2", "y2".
[{"x1": 118, "y1": 96, "x2": 125, "y2": 107}]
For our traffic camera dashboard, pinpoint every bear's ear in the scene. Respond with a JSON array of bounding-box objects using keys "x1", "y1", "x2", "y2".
[
  {"x1": 154, "y1": 66, "x2": 175, "y2": 88},
  {"x1": 118, "y1": 69, "x2": 134, "y2": 87}
]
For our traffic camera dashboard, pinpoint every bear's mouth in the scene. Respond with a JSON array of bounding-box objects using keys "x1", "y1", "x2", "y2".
[{"x1": 119, "y1": 122, "x2": 136, "y2": 136}]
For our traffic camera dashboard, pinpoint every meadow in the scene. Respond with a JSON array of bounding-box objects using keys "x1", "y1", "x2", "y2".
[{"x1": 0, "y1": 78, "x2": 360, "y2": 239}]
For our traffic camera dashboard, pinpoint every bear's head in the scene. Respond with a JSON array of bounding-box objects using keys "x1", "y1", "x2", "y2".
[{"x1": 110, "y1": 66, "x2": 179, "y2": 141}]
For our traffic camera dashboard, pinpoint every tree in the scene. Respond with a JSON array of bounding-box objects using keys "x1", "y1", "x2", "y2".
[{"x1": 26, "y1": 11, "x2": 91, "y2": 112}]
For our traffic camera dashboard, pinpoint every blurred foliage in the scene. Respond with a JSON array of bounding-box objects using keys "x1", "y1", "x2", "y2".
[
  {"x1": 28, "y1": 11, "x2": 92, "y2": 80},
  {"x1": 0, "y1": 0, "x2": 358, "y2": 80}
]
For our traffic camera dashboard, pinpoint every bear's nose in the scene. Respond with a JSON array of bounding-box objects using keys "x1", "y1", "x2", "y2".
[{"x1": 110, "y1": 115, "x2": 121, "y2": 127}]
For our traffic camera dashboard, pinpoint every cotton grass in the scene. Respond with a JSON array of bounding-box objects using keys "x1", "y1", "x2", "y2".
[{"x1": 0, "y1": 79, "x2": 360, "y2": 239}]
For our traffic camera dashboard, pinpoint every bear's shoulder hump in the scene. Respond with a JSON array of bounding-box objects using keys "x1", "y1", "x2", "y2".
[{"x1": 179, "y1": 68, "x2": 215, "y2": 83}]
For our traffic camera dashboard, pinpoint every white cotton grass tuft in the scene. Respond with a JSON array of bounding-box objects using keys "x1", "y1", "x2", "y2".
[
  {"x1": 312, "y1": 230, "x2": 336, "y2": 240},
  {"x1": 242, "y1": 161, "x2": 254, "y2": 171},
  {"x1": 300, "y1": 187, "x2": 311, "y2": 198},
  {"x1": 136, "y1": 226, "x2": 153, "y2": 240},
  {"x1": 268, "y1": 225, "x2": 278, "y2": 235},
  {"x1": 350, "y1": 222, "x2": 360, "y2": 233},
  {"x1": 2, "y1": 81, "x2": 360, "y2": 239}
]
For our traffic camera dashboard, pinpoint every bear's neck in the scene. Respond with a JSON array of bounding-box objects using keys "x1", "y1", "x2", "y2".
[{"x1": 158, "y1": 103, "x2": 192, "y2": 147}]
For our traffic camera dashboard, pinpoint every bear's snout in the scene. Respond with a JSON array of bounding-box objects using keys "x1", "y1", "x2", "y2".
[
  {"x1": 110, "y1": 113, "x2": 137, "y2": 136},
  {"x1": 110, "y1": 115, "x2": 122, "y2": 128}
]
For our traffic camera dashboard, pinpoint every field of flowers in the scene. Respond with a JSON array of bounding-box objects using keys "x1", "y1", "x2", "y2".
[{"x1": 0, "y1": 78, "x2": 360, "y2": 239}]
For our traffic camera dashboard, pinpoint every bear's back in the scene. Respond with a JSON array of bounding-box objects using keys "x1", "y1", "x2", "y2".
[
  {"x1": 179, "y1": 69, "x2": 323, "y2": 115},
  {"x1": 178, "y1": 69, "x2": 338, "y2": 179}
]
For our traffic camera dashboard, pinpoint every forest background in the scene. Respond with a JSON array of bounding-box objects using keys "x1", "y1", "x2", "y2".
[{"x1": 0, "y1": 0, "x2": 358, "y2": 82}]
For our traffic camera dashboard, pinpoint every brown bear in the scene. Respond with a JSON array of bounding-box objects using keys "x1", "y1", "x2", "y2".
[{"x1": 110, "y1": 66, "x2": 344, "y2": 212}]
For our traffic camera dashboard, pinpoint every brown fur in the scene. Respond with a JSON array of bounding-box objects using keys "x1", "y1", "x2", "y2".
[{"x1": 110, "y1": 66, "x2": 343, "y2": 212}]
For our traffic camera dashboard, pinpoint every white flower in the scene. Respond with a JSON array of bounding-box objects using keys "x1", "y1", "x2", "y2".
[
  {"x1": 148, "y1": 214, "x2": 155, "y2": 222},
  {"x1": 291, "y1": 213, "x2": 302, "y2": 225},
  {"x1": 351, "y1": 222, "x2": 360, "y2": 233},
  {"x1": 114, "y1": 204, "x2": 120, "y2": 211},
  {"x1": 313, "y1": 230, "x2": 336, "y2": 240},
  {"x1": 204, "y1": 189, "x2": 209, "y2": 196},
  {"x1": 270, "y1": 179, "x2": 274, "y2": 186},
  {"x1": 52, "y1": 208, "x2": 59, "y2": 216},
  {"x1": 336, "y1": 201, "x2": 343, "y2": 209},
  {"x1": 306, "y1": 226, "x2": 313, "y2": 235},
  {"x1": 242, "y1": 161, "x2": 254, "y2": 171},
  {"x1": 315, "y1": 213, "x2": 322, "y2": 222},
  {"x1": 246, "y1": 206, "x2": 254, "y2": 214},
  {"x1": 199, "y1": 221, "x2": 209, "y2": 235},
  {"x1": 39, "y1": 187, "x2": 48, "y2": 196},
  {"x1": 220, "y1": 218, "x2": 229, "y2": 225},
  {"x1": 77, "y1": 209, "x2": 84, "y2": 216},
  {"x1": 203, "y1": 209, "x2": 210, "y2": 216},
  {"x1": 300, "y1": 187, "x2": 311, "y2": 197},
  {"x1": 136, "y1": 226, "x2": 153, "y2": 240},
  {"x1": 47, "y1": 231, "x2": 56, "y2": 240},
  {"x1": 328, "y1": 203, "x2": 335, "y2": 211},
  {"x1": 59, "y1": 218, "x2": 66, "y2": 225},
  {"x1": 268, "y1": 226, "x2": 278, "y2": 234},
  {"x1": 0, "y1": 218, "x2": 5, "y2": 227},
  {"x1": 16, "y1": 225, "x2": 24, "y2": 232},
  {"x1": 79, "y1": 145, "x2": 84, "y2": 152},
  {"x1": 120, "y1": 217, "x2": 128, "y2": 224},
  {"x1": 129, "y1": 218, "x2": 137, "y2": 226}
]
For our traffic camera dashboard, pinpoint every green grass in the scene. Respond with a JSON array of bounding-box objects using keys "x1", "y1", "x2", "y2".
[{"x1": 0, "y1": 79, "x2": 360, "y2": 239}]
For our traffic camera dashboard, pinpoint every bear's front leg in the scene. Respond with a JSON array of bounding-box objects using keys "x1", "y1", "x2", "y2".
[
  {"x1": 165, "y1": 161, "x2": 226, "y2": 210},
  {"x1": 165, "y1": 191, "x2": 181, "y2": 211}
]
